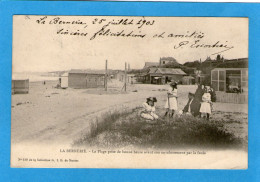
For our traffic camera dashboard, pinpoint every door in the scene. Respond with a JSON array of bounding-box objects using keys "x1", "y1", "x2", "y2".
[{"x1": 86, "y1": 75, "x2": 98, "y2": 88}]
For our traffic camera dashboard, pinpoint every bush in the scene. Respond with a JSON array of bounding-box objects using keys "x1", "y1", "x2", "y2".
[
  {"x1": 75, "y1": 109, "x2": 243, "y2": 149},
  {"x1": 147, "y1": 116, "x2": 240, "y2": 148},
  {"x1": 74, "y1": 108, "x2": 137, "y2": 146}
]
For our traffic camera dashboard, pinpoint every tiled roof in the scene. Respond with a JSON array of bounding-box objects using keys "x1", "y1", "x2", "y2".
[
  {"x1": 156, "y1": 68, "x2": 186, "y2": 75},
  {"x1": 144, "y1": 62, "x2": 159, "y2": 68},
  {"x1": 148, "y1": 67, "x2": 158, "y2": 74}
]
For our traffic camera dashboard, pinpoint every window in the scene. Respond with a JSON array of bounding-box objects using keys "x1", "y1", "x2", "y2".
[
  {"x1": 241, "y1": 69, "x2": 248, "y2": 92},
  {"x1": 219, "y1": 71, "x2": 225, "y2": 91},
  {"x1": 211, "y1": 70, "x2": 226, "y2": 91},
  {"x1": 241, "y1": 70, "x2": 248, "y2": 81},
  {"x1": 226, "y1": 70, "x2": 242, "y2": 93},
  {"x1": 242, "y1": 82, "x2": 248, "y2": 88},
  {"x1": 212, "y1": 70, "x2": 218, "y2": 81},
  {"x1": 219, "y1": 82, "x2": 225, "y2": 91},
  {"x1": 219, "y1": 71, "x2": 225, "y2": 81},
  {"x1": 211, "y1": 81, "x2": 218, "y2": 91},
  {"x1": 211, "y1": 70, "x2": 219, "y2": 91}
]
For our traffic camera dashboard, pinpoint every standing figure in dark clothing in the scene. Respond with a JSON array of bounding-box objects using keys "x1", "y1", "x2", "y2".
[
  {"x1": 182, "y1": 92, "x2": 195, "y2": 115},
  {"x1": 190, "y1": 84, "x2": 204, "y2": 117}
]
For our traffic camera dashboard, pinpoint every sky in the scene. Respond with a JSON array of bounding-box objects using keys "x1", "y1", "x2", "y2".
[{"x1": 13, "y1": 16, "x2": 248, "y2": 72}]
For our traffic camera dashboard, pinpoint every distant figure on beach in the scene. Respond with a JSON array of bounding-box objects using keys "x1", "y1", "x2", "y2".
[
  {"x1": 200, "y1": 86, "x2": 212, "y2": 120},
  {"x1": 189, "y1": 84, "x2": 204, "y2": 117},
  {"x1": 164, "y1": 81, "x2": 178, "y2": 117},
  {"x1": 43, "y1": 81, "x2": 46, "y2": 85},
  {"x1": 140, "y1": 97, "x2": 159, "y2": 120}
]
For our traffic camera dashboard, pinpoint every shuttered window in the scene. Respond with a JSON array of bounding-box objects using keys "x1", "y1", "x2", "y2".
[{"x1": 211, "y1": 70, "x2": 226, "y2": 91}]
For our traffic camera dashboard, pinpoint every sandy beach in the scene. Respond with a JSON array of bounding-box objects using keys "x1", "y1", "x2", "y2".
[{"x1": 11, "y1": 80, "x2": 248, "y2": 146}]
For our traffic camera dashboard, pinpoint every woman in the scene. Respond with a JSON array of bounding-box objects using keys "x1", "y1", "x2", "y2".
[
  {"x1": 164, "y1": 82, "x2": 178, "y2": 117},
  {"x1": 190, "y1": 84, "x2": 204, "y2": 117},
  {"x1": 140, "y1": 97, "x2": 159, "y2": 120}
]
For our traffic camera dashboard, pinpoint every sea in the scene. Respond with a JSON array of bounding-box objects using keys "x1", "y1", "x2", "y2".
[{"x1": 12, "y1": 72, "x2": 60, "y2": 82}]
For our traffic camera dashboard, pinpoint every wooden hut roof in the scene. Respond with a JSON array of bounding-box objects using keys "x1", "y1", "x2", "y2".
[
  {"x1": 156, "y1": 68, "x2": 186, "y2": 75},
  {"x1": 148, "y1": 67, "x2": 158, "y2": 74},
  {"x1": 183, "y1": 75, "x2": 195, "y2": 79}
]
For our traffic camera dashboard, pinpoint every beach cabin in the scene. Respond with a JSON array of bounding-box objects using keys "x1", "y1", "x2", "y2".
[
  {"x1": 60, "y1": 72, "x2": 68, "y2": 89},
  {"x1": 211, "y1": 68, "x2": 248, "y2": 104},
  {"x1": 135, "y1": 73, "x2": 146, "y2": 83},
  {"x1": 195, "y1": 74, "x2": 209, "y2": 85},
  {"x1": 144, "y1": 68, "x2": 186, "y2": 84},
  {"x1": 68, "y1": 69, "x2": 105, "y2": 89},
  {"x1": 182, "y1": 76, "x2": 195, "y2": 85},
  {"x1": 127, "y1": 74, "x2": 137, "y2": 84},
  {"x1": 12, "y1": 79, "x2": 29, "y2": 94},
  {"x1": 113, "y1": 71, "x2": 125, "y2": 82}
]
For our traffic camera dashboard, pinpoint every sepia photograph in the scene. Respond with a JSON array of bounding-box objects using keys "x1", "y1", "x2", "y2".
[{"x1": 11, "y1": 15, "x2": 248, "y2": 169}]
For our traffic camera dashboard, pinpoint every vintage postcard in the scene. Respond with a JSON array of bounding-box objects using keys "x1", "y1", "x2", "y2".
[{"x1": 11, "y1": 15, "x2": 248, "y2": 169}]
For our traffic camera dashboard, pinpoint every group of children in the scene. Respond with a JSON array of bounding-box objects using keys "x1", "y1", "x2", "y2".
[{"x1": 140, "y1": 82, "x2": 215, "y2": 121}]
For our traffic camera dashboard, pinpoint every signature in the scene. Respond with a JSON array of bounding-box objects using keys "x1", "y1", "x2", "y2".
[{"x1": 174, "y1": 40, "x2": 234, "y2": 55}]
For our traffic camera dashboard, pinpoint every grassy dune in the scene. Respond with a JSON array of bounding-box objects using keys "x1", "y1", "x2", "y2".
[{"x1": 74, "y1": 107, "x2": 247, "y2": 150}]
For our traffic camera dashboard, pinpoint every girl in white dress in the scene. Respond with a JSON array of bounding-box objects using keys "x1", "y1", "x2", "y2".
[
  {"x1": 200, "y1": 86, "x2": 212, "y2": 120},
  {"x1": 140, "y1": 97, "x2": 159, "y2": 120},
  {"x1": 164, "y1": 82, "x2": 178, "y2": 117}
]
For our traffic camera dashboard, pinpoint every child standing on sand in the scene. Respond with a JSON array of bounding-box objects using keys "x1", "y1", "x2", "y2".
[
  {"x1": 164, "y1": 82, "x2": 178, "y2": 117},
  {"x1": 200, "y1": 86, "x2": 212, "y2": 120}
]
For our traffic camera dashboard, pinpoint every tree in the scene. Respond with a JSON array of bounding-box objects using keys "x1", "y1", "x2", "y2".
[
  {"x1": 205, "y1": 56, "x2": 212, "y2": 62},
  {"x1": 216, "y1": 54, "x2": 221, "y2": 62}
]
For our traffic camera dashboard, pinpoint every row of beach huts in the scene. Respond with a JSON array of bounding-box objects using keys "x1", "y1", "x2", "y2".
[
  {"x1": 11, "y1": 67, "x2": 194, "y2": 93},
  {"x1": 12, "y1": 57, "x2": 248, "y2": 104},
  {"x1": 57, "y1": 67, "x2": 192, "y2": 89}
]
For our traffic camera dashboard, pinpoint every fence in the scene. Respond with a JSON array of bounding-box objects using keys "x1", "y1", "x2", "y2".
[{"x1": 215, "y1": 91, "x2": 248, "y2": 104}]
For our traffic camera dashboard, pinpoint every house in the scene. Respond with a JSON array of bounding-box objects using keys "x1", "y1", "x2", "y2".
[
  {"x1": 68, "y1": 69, "x2": 105, "y2": 89},
  {"x1": 144, "y1": 68, "x2": 186, "y2": 84},
  {"x1": 182, "y1": 76, "x2": 195, "y2": 85},
  {"x1": 135, "y1": 73, "x2": 147, "y2": 83},
  {"x1": 159, "y1": 57, "x2": 177, "y2": 66},
  {"x1": 113, "y1": 71, "x2": 137, "y2": 84},
  {"x1": 143, "y1": 62, "x2": 159, "y2": 69},
  {"x1": 142, "y1": 68, "x2": 157, "y2": 83},
  {"x1": 195, "y1": 74, "x2": 209, "y2": 85},
  {"x1": 12, "y1": 79, "x2": 29, "y2": 94},
  {"x1": 211, "y1": 67, "x2": 248, "y2": 104}
]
